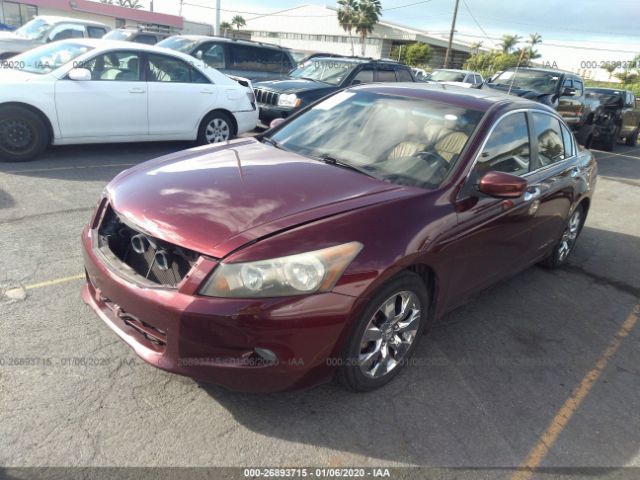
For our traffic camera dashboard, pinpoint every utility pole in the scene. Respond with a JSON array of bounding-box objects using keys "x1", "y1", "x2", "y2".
[
  {"x1": 178, "y1": 0, "x2": 183, "y2": 16},
  {"x1": 443, "y1": 0, "x2": 460, "y2": 68},
  {"x1": 215, "y1": 0, "x2": 221, "y2": 36},
  {"x1": 150, "y1": 0, "x2": 154, "y2": 12}
]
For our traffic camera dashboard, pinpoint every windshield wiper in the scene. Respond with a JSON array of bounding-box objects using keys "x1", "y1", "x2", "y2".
[
  {"x1": 316, "y1": 153, "x2": 377, "y2": 179},
  {"x1": 260, "y1": 137, "x2": 285, "y2": 150}
]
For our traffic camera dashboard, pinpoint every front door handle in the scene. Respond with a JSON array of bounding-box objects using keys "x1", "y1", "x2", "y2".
[
  {"x1": 524, "y1": 186, "x2": 541, "y2": 202},
  {"x1": 129, "y1": 88, "x2": 146, "y2": 94},
  {"x1": 201, "y1": 89, "x2": 214, "y2": 94},
  {"x1": 569, "y1": 167, "x2": 580, "y2": 178}
]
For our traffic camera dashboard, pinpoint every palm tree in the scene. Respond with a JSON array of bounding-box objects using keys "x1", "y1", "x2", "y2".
[
  {"x1": 337, "y1": 0, "x2": 358, "y2": 56},
  {"x1": 220, "y1": 21, "x2": 232, "y2": 38},
  {"x1": 500, "y1": 34, "x2": 521, "y2": 54},
  {"x1": 528, "y1": 32, "x2": 542, "y2": 47},
  {"x1": 470, "y1": 41, "x2": 483, "y2": 55},
  {"x1": 231, "y1": 15, "x2": 246, "y2": 37},
  {"x1": 353, "y1": 0, "x2": 382, "y2": 57}
]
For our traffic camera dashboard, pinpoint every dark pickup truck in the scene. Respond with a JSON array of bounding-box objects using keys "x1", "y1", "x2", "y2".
[
  {"x1": 482, "y1": 68, "x2": 601, "y2": 146},
  {"x1": 586, "y1": 88, "x2": 640, "y2": 151},
  {"x1": 253, "y1": 57, "x2": 415, "y2": 126}
]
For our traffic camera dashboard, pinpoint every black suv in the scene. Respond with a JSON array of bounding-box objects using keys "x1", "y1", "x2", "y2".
[
  {"x1": 156, "y1": 35, "x2": 295, "y2": 81},
  {"x1": 103, "y1": 27, "x2": 171, "y2": 45},
  {"x1": 482, "y1": 68, "x2": 600, "y2": 146},
  {"x1": 254, "y1": 57, "x2": 415, "y2": 125}
]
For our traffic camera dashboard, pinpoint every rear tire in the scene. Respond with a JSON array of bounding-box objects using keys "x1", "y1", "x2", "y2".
[
  {"x1": 197, "y1": 111, "x2": 236, "y2": 145},
  {"x1": 337, "y1": 271, "x2": 430, "y2": 392},
  {"x1": 540, "y1": 204, "x2": 584, "y2": 269},
  {"x1": 0, "y1": 106, "x2": 49, "y2": 162},
  {"x1": 625, "y1": 126, "x2": 639, "y2": 146}
]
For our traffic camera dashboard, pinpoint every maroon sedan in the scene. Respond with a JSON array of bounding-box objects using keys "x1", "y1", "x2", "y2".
[{"x1": 82, "y1": 84, "x2": 597, "y2": 392}]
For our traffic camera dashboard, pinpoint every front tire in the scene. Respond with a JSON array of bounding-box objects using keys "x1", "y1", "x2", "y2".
[
  {"x1": 338, "y1": 272, "x2": 430, "y2": 392},
  {"x1": 540, "y1": 205, "x2": 584, "y2": 269},
  {"x1": 0, "y1": 106, "x2": 49, "y2": 162},
  {"x1": 625, "y1": 126, "x2": 639, "y2": 146},
  {"x1": 197, "y1": 111, "x2": 235, "y2": 145}
]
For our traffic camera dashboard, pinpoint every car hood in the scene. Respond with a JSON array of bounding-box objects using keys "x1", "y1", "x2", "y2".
[
  {"x1": 107, "y1": 138, "x2": 408, "y2": 258},
  {"x1": 0, "y1": 33, "x2": 38, "y2": 51},
  {"x1": 253, "y1": 77, "x2": 337, "y2": 94},
  {"x1": 481, "y1": 82, "x2": 558, "y2": 106}
]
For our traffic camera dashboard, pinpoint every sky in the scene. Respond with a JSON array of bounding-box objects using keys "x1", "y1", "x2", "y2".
[{"x1": 145, "y1": 0, "x2": 640, "y2": 77}]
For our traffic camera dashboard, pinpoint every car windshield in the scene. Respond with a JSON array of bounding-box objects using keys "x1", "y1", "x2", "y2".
[
  {"x1": 289, "y1": 59, "x2": 358, "y2": 86},
  {"x1": 14, "y1": 18, "x2": 50, "y2": 40},
  {"x1": 103, "y1": 30, "x2": 134, "y2": 41},
  {"x1": 267, "y1": 90, "x2": 484, "y2": 189},
  {"x1": 11, "y1": 42, "x2": 93, "y2": 74},
  {"x1": 430, "y1": 70, "x2": 466, "y2": 82},
  {"x1": 492, "y1": 70, "x2": 560, "y2": 95},
  {"x1": 156, "y1": 37, "x2": 198, "y2": 53}
]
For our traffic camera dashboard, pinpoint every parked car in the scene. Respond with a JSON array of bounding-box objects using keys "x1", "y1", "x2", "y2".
[
  {"x1": 482, "y1": 68, "x2": 601, "y2": 146},
  {"x1": 428, "y1": 68, "x2": 484, "y2": 87},
  {"x1": 103, "y1": 27, "x2": 171, "y2": 45},
  {"x1": 0, "y1": 16, "x2": 109, "y2": 59},
  {"x1": 156, "y1": 35, "x2": 295, "y2": 81},
  {"x1": 411, "y1": 67, "x2": 430, "y2": 82},
  {"x1": 253, "y1": 57, "x2": 415, "y2": 125},
  {"x1": 0, "y1": 39, "x2": 258, "y2": 162},
  {"x1": 586, "y1": 87, "x2": 640, "y2": 151},
  {"x1": 81, "y1": 84, "x2": 596, "y2": 392}
]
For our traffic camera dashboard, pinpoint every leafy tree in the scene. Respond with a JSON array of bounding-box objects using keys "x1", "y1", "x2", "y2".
[
  {"x1": 337, "y1": 0, "x2": 358, "y2": 56},
  {"x1": 390, "y1": 45, "x2": 407, "y2": 64},
  {"x1": 231, "y1": 15, "x2": 246, "y2": 34},
  {"x1": 353, "y1": 0, "x2": 382, "y2": 57},
  {"x1": 499, "y1": 34, "x2": 521, "y2": 54},
  {"x1": 220, "y1": 21, "x2": 232, "y2": 38},
  {"x1": 469, "y1": 41, "x2": 483, "y2": 55},
  {"x1": 615, "y1": 70, "x2": 639, "y2": 85},
  {"x1": 404, "y1": 42, "x2": 432, "y2": 67}
]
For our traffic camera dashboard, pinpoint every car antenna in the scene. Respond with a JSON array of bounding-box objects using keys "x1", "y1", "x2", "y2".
[{"x1": 508, "y1": 48, "x2": 527, "y2": 96}]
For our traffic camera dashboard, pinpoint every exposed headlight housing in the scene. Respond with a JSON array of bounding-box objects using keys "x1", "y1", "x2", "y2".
[
  {"x1": 200, "y1": 242, "x2": 363, "y2": 298},
  {"x1": 277, "y1": 93, "x2": 301, "y2": 108}
]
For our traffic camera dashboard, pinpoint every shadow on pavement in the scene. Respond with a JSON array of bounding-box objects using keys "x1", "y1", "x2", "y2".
[{"x1": 202, "y1": 228, "x2": 640, "y2": 468}]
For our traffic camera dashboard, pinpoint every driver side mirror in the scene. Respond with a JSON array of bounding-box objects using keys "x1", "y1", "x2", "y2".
[
  {"x1": 68, "y1": 68, "x2": 92, "y2": 81},
  {"x1": 477, "y1": 171, "x2": 528, "y2": 198},
  {"x1": 351, "y1": 79, "x2": 362, "y2": 86},
  {"x1": 195, "y1": 50, "x2": 204, "y2": 60},
  {"x1": 562, "y1": 87, "x2": 577, "y2": 97}
]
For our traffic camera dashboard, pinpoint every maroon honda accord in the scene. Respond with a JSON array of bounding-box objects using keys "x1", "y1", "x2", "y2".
[{"x1": 82, "y1": 84, "x2": 597, "y2": 392}]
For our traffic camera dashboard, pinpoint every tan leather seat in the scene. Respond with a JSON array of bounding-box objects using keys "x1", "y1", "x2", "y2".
[{"x1": 435, "y1": 131, "x2": 469, "y2": 163}]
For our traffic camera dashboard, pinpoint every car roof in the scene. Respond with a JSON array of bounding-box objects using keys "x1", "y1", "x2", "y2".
[
  {"x1": 352, "y1": 82, "x2": 557, "y2": 113},
  {"x1": 308, "y1": 56, "x2": 406, "y2": 66},
  {"x1": 34, "y1": 15, "x2": 108, "y2": 28},
  {"x1": 53, "y1": 38, "x2": 201, "y2": 60},
  {"x1": 166, "y1": 35, "x2": 288, "y2": 51},
  {"x1": 433, "y1": 68, "x2": 472, "y2": 73},
  {"x1": 504, "y1": 66, "x2": 575, "y2": 76}
]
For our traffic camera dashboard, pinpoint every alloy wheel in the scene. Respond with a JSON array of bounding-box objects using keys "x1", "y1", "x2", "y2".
[
  {"x1": 205, "y1": 118, "x2": 231, "y2": 144},
  {"x1": 358, "y1": 290, "x2": 421, "y2": 379},
  {"x1": 558, "y1": 209, "x2": 582, "y2": 262}
]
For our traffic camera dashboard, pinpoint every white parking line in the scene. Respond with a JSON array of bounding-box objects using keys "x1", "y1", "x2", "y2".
[{"x1": 1, "y1": 163, "x2": 135, "y2": 174}]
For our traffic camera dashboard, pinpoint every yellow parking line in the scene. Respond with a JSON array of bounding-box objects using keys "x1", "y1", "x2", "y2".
[
  {"x1": 4, "y1": 274, "x2": 85, "y2": 298},
  {"x1": 511, "y1": 301, "x2": 640, "y2": 480}
]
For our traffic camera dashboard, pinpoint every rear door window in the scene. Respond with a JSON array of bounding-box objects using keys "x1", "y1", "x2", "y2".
[
  {"x1": 146, "y1": 53, "x2": 210, "y2": 83},
  {"x1": 87, "y1": 26, "x2": 107, "y2": 38},
  {"x1": 377, "y1": 69, "x2": 397, "y2": 82},
  {"x1": 396, "y1": 68, "x2": 413, "y2": 82},
  {"x1": 199, "y1": 42, "x2": 226, "y2": 69}
]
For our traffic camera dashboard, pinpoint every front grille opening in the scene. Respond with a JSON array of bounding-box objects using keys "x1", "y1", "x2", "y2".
[{"x1": 98, "y1": 205, "x2": 199, "y2": 287}]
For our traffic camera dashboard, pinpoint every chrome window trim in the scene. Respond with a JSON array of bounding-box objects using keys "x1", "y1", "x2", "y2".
[{"x1": 461, "y1": 107, "x2": 577, "y2": 195}]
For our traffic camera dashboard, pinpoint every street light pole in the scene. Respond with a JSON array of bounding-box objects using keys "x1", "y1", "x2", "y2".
[
  {"x1": 443, "y1": 0, "x2": 460, "y2": 68},
  {"x1": 215, "y1": 0, "x2": 221, "y2": 36}
]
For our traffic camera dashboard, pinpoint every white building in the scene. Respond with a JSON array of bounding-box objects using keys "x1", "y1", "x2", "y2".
[
  {"x1": 0, "y1": 0, "x2": 211, "y2": 35},
  {"x1": 245, "y1": 4, "x2": 478, "y2": 68}
]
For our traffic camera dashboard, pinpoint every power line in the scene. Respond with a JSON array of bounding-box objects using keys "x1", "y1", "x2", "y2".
[
  {"x1": 461, "y1": 0, "x2": 497, "y2": 49},
  {"x1": 384, "y1": 0, "x2": 433, "y2": 11}
]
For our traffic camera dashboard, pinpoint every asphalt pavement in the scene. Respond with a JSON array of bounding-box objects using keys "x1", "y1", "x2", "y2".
[{"x1": 0, "y1": 139, "x2": 639, "y2": 478}]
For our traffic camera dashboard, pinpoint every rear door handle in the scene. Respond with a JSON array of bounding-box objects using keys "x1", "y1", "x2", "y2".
[{"x1": 129, "y1": 88, "x2": 146, "y2": 94}]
